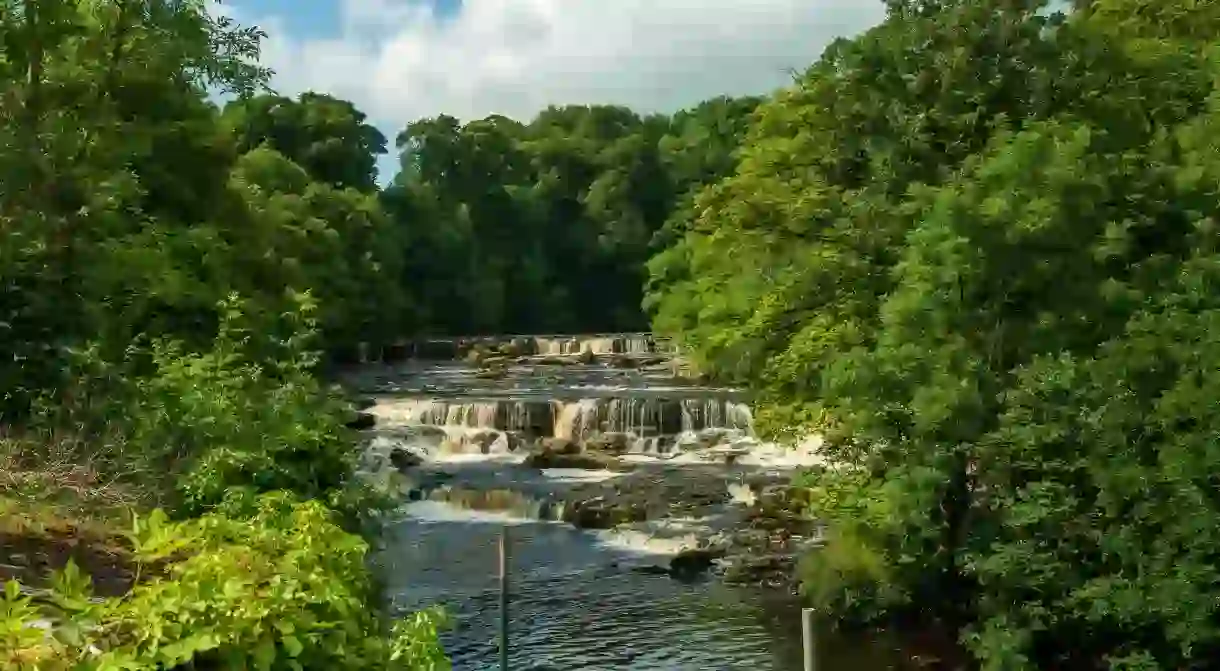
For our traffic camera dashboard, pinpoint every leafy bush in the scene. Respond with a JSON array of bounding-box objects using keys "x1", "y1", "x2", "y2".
[
  {"x1": 1, "y1": 492, "x2": 449, "y2": 670},
  {"x1": 38, "y1": 293, "x2": 370, "y2": 522}
]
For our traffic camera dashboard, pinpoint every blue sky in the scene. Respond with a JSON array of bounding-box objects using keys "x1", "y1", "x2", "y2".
[
  {"x1": 227, "y1": 0, "x2": 463, "y2": 40},
  {"x1": 217, "y1": 0, "x2": 886, "y2": 183}
]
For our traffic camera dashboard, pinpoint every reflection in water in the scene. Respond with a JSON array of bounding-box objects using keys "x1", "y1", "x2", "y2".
[{"x1": 376, "y1": 504, "x2": 910, "y2": 670}]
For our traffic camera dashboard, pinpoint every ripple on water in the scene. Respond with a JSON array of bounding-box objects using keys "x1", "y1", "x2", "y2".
[{"x1": 377, "y1": 506, "x2": 809, "y2": 670}]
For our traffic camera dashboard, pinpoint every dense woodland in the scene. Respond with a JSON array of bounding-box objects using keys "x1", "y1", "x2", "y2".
[
  {"x1": 220, "y1": 87, "x2": 762, "y2": 346},
  {"x1": 4, "y1": 0, "x2": 1220, "y2": 669},
  {"x1": 650, "y1": 1, "x2": 1220, "y2": 669}
]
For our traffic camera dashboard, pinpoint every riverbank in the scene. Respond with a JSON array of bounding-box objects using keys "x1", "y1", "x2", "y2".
[{"x1": 0, "y1": 442, "x2": 147, "y2": 599}]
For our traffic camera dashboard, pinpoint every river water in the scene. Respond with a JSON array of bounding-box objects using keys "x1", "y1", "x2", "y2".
[{"x1": 345, "y1": 334, "x2": 912, "y2": 670}]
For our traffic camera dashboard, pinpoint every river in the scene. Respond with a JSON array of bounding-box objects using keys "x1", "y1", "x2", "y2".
[{"x1": 342, "y1": 334, "x2": 914, "y2": 670}]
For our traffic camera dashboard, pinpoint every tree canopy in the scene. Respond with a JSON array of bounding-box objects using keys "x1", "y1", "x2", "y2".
[{"x1": 645, "y1": 0, "x2": 1220, "y2": 668}]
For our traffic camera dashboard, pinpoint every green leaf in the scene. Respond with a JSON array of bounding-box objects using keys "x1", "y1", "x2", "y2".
[{"x1": 282, "y1": 634, "x2": 303, "y2": 658}]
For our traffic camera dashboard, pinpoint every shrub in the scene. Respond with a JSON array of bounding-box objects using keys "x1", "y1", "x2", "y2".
[{"x1": 1, "y1": 492, "x2": 449, "y2": 670}]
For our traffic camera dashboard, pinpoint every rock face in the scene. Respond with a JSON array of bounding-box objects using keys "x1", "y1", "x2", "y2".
[
  {"x1": 521, "y1": 447, "x2": 624, "y2": 471},
  {"x1": 558, "y1": 465, "x2": 731, "y2": 531}
]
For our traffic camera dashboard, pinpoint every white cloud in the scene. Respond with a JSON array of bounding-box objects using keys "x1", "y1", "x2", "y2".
[{"x1": 233, "y1": 0, "x2": 886, "y2": 132}]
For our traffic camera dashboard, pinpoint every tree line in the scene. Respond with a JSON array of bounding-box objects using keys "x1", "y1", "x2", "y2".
[{"x1": 218, "y1": 89, "x2": 762, "y2": 354}]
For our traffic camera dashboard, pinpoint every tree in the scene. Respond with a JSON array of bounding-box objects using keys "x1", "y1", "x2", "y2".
[
  {"x1": 0, "y1": 0, "x2": 268, "y2": 419},
  {"x1": 223, "y1": 91, "x2": 387, "y2": 192},
  {"x1": 644, "y1": 0, "x2": 1220, "y2": 667},
  {"x1": 229, "y1": 147, "x2": 409, "y2": 359},
  {"x1": 381, "y1": 99, "x2": 760, "y2": 336}
]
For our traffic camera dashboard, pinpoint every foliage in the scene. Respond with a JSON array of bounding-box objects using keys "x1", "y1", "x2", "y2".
[
  {"x1": 1, "y1": 492, "x2": 449, "y2": 670},
  {"x1": 0, "y1": 1, "x2": 446, "y2": 666},
  {"x1": 382, "y1": 98, "x2": 759, "y2": 335},
  {"x1": 228, "y1": 146, "x2": 409, "y2": 361},
  {"x1": 645, "y1": 0, "x2": 1220, "y2": 668},
  {"x1": 0, "y1": 0, "x2": 268, "y2": 420},
  {"x1": 223, "y1": 91, "x2": 388, "y2": 192}
]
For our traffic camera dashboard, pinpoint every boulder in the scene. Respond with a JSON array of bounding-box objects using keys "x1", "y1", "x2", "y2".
[
  {"x1": 503, "y1": 430, "x2": 527, "y2": 452},
  {"x1": 669, "y1": 546, "x2": 726, "y2": 579},
  {"x1": 464, "y1": 345, "x2": 491, "y2": 364},
  {"x1": 584, "y1": 432, "x2": 634, "y2": 455},
  {"x1": 606, "y1": 354, "x2": 639, "y2": 369},
  {"x1": 345, "y1": 411, "x2": 376, "y2": 430},
  {"x1": 389, "y1": 447, "x2": 423, "y2": 472},
  {"x1": 562, "y1": 498, "x2": 648, "y2": 529},
  {"x1": 522, "y1": 448, "x2": 622, "y2": 470},
  {"x1": 474, "y1": 366, "x2": 508, "y2": 380},
  {"x1": 538, "y1": 437, "x2": 580, "y2": 455}
]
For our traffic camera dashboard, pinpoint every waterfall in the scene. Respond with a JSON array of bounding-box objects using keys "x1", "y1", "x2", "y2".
[
  {"x1": 378, "y1": 399, "x2": 555, "y2": 433},
  {"x1": 378, "y1": 397, "x2": 750, "y2": 441},
  {"x1": 359, "y1": 331, "x2": 753, "y2": 460},
  {"x1": 679, "y1": 399, "x2": 753, "y2": 433},
  {"x1": 553, "y1": 398, "x2": 601, "y2": 440}
]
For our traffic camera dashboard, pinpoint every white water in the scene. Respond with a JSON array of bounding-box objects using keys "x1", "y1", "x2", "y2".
[{"x1": 347, "y1": 335, "x2": 857, "y2": 669}]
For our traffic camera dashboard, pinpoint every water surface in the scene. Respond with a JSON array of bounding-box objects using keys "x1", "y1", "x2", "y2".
[{"x1": 377, "y1": 504, "x2": 908, "y2": 670}]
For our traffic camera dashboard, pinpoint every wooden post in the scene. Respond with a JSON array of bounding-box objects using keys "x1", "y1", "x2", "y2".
[
  {"x1": 802, "y1": 607, "x2": 817, "y2": 671},
  {"x1": 499, "y1": 526, "x2": 510, "y2": 671}
]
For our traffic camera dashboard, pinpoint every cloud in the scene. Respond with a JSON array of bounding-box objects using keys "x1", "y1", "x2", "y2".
[{"x1": 233, "y1": 0, "x2": 886, "y2": 131}]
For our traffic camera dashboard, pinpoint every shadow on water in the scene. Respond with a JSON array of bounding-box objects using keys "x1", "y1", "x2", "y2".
[{"x1": 375, "y1": 503, "x2": 915, "y2": 671}]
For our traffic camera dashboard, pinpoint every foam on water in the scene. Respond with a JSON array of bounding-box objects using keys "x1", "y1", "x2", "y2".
[
  {"x1": 402, "y1": 500, "x2": 539, "y2": 525},
  {"x1": 537, "y1": 467, "x2": 623, "y2": 483},
  {"x1": 353, "y1": 338, "x2": 852, "y2": 668},
  {"x1": 592, "y1": 517, "x2": 713, "y2": 556}
]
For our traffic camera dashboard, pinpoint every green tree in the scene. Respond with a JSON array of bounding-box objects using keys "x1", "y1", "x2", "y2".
[
  {"x1": 223, "y1": 91, "x2": 388, "y2": 192},
  {"x1": 230, "y1": 147, "x2": 409, "y2": 359},
  {"x1": 382, "y1": 98, "x2": 759, "y2": 336},
  {"x1": 0, "y1": 0, "x2": 268, "y2": 419},
  {"x1": 645, "y1": 0, "x2": 1220, "y2": 667}
]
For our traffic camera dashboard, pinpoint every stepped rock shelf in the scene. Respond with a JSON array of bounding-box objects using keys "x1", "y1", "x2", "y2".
[
  {"x1": 341, "y1": 333, "x2": 824, "y2": 590},
  {"x1": 358, "y1": 332, "x2": 679, "y2": 363}
]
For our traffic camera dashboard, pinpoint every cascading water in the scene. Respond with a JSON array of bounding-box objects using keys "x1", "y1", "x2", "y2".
[
  {"x1": 371, "y1": 396, "x2": 755, "y2": 457},
  {"x1": 342, "y1": 333, "x2": 903, "y2": 670}
]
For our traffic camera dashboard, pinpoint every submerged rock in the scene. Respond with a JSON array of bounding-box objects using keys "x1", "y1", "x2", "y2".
[{"x1": 669, "y1": 547, "x2": 725, "y2": 577}]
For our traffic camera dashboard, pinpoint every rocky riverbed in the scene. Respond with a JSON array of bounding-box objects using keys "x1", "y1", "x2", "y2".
[
  {"x1": 340, "y1": 332, "x2": 831, "y2": 593},
  {"x1": 356, "y1": 419, "x2": 828, "y2": 592}
]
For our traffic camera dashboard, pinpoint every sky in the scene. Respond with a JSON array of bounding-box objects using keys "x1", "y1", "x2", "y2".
[{"x1": 217, "y1": 0, "x2": 887, "y2": 182}]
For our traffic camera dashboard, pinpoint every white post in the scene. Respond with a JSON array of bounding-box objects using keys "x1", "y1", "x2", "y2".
[
  {"x1": 499, "y1": 527, "x2": 510, "y2": 671},
  {"x1": 802, "y1": 607, "x2": 817, "y2": 671}
]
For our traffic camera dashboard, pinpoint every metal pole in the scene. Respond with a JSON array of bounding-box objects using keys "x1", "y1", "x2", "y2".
[
  {"x1": 802, "y1": 607, "x2": 817, "y2": 671},
  {"x1": 499, "y1": 526, "x2": 510, "y2": 671}
]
